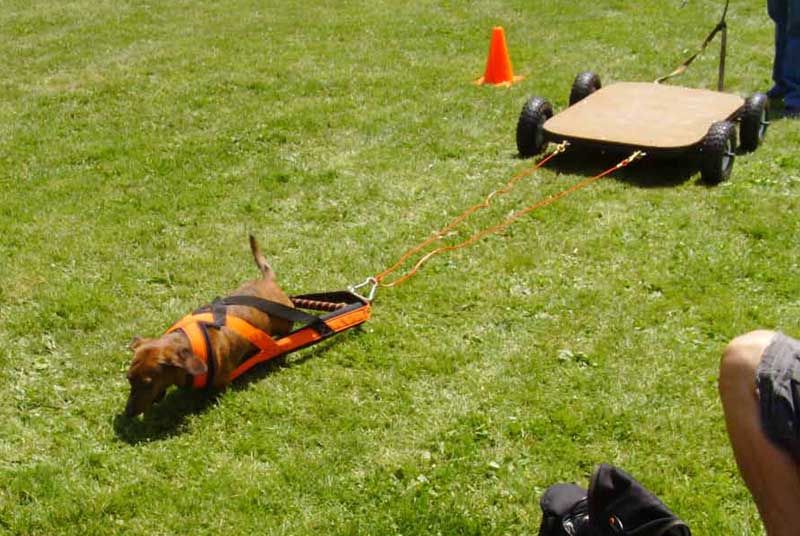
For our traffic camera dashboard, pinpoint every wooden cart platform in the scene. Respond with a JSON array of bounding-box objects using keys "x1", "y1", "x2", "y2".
[{"x1": 543, "y1": 82, "x2": 744, "y2": 150}]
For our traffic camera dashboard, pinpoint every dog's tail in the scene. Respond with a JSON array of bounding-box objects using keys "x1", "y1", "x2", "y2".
[{"x1": 249, "y1": 234, "x2": 274, "y2": 279}]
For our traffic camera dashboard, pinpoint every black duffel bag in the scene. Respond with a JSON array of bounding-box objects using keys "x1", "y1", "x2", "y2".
[{"x1": 538, "y1": 464, "x2": 691, "y2": 536}]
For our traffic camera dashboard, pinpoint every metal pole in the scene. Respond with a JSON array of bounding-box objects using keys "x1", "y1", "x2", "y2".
[{"x1": 717, "y1": 24, "x2": 727, "y2": 91}]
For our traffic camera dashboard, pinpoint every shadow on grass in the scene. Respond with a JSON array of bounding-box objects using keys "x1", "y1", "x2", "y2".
[
  {"x1": 112, "y1": 335, "x2": 350, "y2": 445},
  {"x1": 527, "y1": 148, "x2": 699, "y2": 188},
  {"x1": 113, "y1": 388, "x2": 220, "y2": 444}
]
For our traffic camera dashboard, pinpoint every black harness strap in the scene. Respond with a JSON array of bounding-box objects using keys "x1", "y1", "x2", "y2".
[
  {"x1": 212, "y1": 295, "x2": 334, "y2": 337},
  {"x1": 210, "y1": 298, "x2": 227, "y2": 327},
  {"x1": 179, "y1": 325, "x2": 217, "y2": 390},
  {"x1": 655, "y1": 0, "x2": 729, "y2": 90}
]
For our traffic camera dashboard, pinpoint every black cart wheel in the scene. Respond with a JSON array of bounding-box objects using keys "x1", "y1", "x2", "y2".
[
  {"x1": 516, "y1": 96, "x2": 553, "y2": 158},
  {"x1": 739, "y1": 92, "x2": 769, "y2": 152},
  {"x1": 569, "y1": 71, "x2": 602, "y2": 105},
  {"x1": 701, "y1": 121, "x2": 737, "y2": 184}
]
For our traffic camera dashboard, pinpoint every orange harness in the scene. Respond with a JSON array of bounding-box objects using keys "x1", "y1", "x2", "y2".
[{"x1": 165, "y1": 291, "x2": 371, "y2": 389}]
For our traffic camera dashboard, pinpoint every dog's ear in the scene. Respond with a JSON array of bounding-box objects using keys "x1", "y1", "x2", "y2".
[
  {"x1": 129, "y1": 336, "x2": 147, "y2": 351},
  {"x1": 175, "y1": 347, "x2": 208, "y2": 376}
]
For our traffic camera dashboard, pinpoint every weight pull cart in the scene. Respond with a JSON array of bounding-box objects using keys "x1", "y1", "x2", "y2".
[{"x1": 516, "y1": 71, "x2": 769, "y2": 183}]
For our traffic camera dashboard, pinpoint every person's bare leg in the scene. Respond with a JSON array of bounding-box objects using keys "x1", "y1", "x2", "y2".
[{"x1": 720, "y1": 330, "x2": 800, "y2": 536}]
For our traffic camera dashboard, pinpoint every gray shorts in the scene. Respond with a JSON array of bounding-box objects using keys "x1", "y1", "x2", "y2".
[{"x1": 756, "y1": 332, "x2": 800, "y2": 457}]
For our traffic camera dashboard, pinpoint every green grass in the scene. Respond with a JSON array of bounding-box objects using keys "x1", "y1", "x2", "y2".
[{"x1": 1, "y1": 0, "x2": 798, "y2": 533}]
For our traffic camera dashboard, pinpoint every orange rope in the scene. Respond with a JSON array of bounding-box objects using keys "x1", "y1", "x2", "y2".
[
  {"x1": 375, "y1": 149, "x2": 645, "y2": 288},
  {"x1": 374, "y1": 143, "x2": 568, "y2": 285}
]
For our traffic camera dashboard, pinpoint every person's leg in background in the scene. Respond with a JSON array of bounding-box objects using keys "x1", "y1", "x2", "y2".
[
  {"x1": 781, "y1": 0, "x2": 800, "y2": 114},
  {"x1": 768, "y1": 0, "x2": 789, "y2": 99}
]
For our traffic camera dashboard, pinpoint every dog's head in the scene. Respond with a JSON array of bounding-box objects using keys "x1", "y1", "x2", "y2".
[{"x1": 124, "y1": 335, "x2": 207, "y2": 417}]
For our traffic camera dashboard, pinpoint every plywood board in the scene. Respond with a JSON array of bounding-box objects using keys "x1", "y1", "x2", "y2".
[{"x1": 544, "y1": 82, "x2": 744, "y2": 149}]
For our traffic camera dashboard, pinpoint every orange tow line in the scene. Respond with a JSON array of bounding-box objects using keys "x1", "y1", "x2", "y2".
[{"x1": 372, "y1": 145, "x2": 645, "y2": 289}]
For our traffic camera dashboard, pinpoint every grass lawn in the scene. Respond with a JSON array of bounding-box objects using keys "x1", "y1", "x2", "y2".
[{"x1": 2, "y1": 0, "x2": 799, "y2": 534}]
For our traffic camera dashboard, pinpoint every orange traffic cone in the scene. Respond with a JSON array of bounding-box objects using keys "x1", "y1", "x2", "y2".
[{"x1": 474, "y1": 26, "x2": 524, "y2": 86}]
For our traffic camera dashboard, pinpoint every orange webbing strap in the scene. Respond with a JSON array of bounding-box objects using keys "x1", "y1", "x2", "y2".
[
  {"x1": 166, "y1": 313, "x2": 214, "y2": 389},
  {"x1": 375, "y1": 150, "x2": 646, "y2": 288},
  {"x1": 320, "y1": 304, "x2": 371, "y2": 333},
  {"x1": 226, "y1": 315, "x2": 283, "y2": 381},
  {"x1": 226, "y1": 315, "x2": 283, "y2": 355},
  {"x1": 228, "y1": 297, "x2": 372, "y2": 382}
]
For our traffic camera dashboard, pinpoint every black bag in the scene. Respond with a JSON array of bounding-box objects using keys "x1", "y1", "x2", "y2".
[{"x1": 538, "y1": 464, "x2": 691, "y2": 536}]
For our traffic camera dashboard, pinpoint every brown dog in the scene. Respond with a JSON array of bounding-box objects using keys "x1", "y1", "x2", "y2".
[{"x1": 125, "y1": 235, "x2": 294, "y2": 417}]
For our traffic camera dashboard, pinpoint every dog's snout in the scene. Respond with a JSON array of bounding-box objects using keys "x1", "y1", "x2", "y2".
[{"x1": 125, "y1": 396, "x2": 142, "y2": 418}]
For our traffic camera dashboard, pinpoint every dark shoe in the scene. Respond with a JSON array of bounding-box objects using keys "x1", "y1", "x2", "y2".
[{"x1": 767, "y1": 85, "x2": 786, "y2": 100}]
